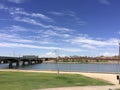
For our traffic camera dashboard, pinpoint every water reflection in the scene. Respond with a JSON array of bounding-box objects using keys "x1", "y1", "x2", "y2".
[{"x1": 0, "y1": 63, "x2": 118, "y2": 73}]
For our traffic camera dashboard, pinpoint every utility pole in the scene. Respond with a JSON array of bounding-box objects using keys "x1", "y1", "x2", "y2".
[{"x1": 55, "y1": 50, "x2": 59, "y2": 74}]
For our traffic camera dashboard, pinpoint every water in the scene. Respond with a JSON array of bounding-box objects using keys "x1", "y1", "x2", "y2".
[{"x1": 0, "y1": 63, "x2": 119, "y2": 73}]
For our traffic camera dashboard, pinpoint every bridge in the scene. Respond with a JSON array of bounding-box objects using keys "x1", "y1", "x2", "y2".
[{"x1": 0, "y1": 55, "x2": 49, "y2": 68}]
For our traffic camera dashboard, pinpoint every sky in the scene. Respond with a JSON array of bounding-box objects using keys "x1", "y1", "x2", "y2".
[{"x1": 0, "y1": 0, "x2": 120, "y2": 57}]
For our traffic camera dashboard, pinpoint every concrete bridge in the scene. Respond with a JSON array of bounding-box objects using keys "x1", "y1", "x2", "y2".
[{"x1": 0, "y1": 55, "x2": 47, "y2": 68}]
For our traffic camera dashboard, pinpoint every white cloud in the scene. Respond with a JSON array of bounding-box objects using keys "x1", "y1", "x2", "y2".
[
  {"x1": 0, "y1": 4, "x2": 22, "y2": 14},
  {"x1": 70, "y1": 36, "x2": 118, "y2": 47},
  {"x1": 14, "y1": 16, "x2": 72, "y2": 31},
  {"x1": 63, "y1": 35, "x2": 119, "y2": 56},
  {"x1": 9, "y1": 25, "x2": 27, "y2": 32},
  {"x1": 0, "y1": 42, "x2": 59, "y2": 49},
  {"x1": 61, "y1": 48, "x2": 84, "y2": 52},
  {"x1": 62, "y1": 34, "x2": 70, "y2": 38},
  {"x1": 49, "y1": 11, "x2": 65, "y2": 16},
  {"x1": 8, "y1": 0, "x2": 24, "y2": 4},
  {"x1": 32, "y1": 13, "x2": 53, "y2": 21},
  {"x1": 44, "y1": 52, "x2": 56, "y2": 57},
  {"x1": 0, "y1": 33, "x2": 33, "y2": 43},
  {"x1": 0, "y1": 4, "x2": 53, "y2": 22},
  {"x1": 81, "y1": 44, "x2": 96, "y2": 49},
  {"x1": 43, "y1": 30, "x2": 59, "y2": 37},
  {"x1": 99, "y1": 52, "x2": 117, "y2": 56},
  {"x1": 14, "y1": 16, "x2": 41, "y2": 25},
  {"x1": 49, "y1": 10, "x2": 85, "y2": 25},
  {"x1": 0, "y1": 33, "x2": 17, "y2": 39},
  {"x1": 1, "y1": 26, "x2": 67, "y2": 45},
  {"x1": 10, "y1": 9, "x2": 53, "y2": 22},
  {"x1": 27, "y1": 35, "x2": 55, "y2": 45},
  {"x1": 0, "y1": 42, "x2": 84, "y2": 52},
  {"x1": 41, "y1": 51, "x2": 66, "y2": 57},
  {"x1": 0, "y1": 5, "x2": 72, "y2": 32},
  {"x1": 43, "y1": 30, "x2": 71, "y2": 38},
  {"x1": 98, "y1": 0, "x2": 111, "y2": 5},
  {"x1": 49, "y1": 11, "x2": 76, "y2": 17},
  {"x1": 10, "y1": 39, "x2": 33, "y2": 43},
  {"x1": 0, "y1": 32, "x2": 53, "y2": 44}
]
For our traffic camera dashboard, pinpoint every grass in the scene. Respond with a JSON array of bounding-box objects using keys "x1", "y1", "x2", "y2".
[{"x1": 0, "y1": 71, "x2": 112, "y2": 90}]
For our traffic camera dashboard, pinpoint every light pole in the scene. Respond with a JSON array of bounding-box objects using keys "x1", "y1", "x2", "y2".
[{"x1": 55, "y1": 50, "x2": 59, "y2": 74}]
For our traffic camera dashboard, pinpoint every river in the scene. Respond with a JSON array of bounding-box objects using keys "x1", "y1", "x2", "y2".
[{"x1": 0, "y1": 63, "x2": 119, "y2": 73}]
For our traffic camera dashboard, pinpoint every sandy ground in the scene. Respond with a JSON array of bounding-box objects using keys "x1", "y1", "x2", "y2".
[
  {"x1": 40, "y1": 86, "x2": 120, "y2": 90},
  {"x1": 0, "y1": 69, "x2": 120, "y2": 90}
]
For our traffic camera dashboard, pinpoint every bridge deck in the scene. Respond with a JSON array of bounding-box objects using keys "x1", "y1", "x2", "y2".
[{"x1": 0, "y1": 56, "x2": 44, "y2": 68}]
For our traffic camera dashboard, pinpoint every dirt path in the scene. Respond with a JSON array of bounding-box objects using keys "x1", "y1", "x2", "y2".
[
  {"x1": 40, "y1": 86, "x2": 119, "y2": 90},
  {"x1": 80, "y1": 72, "x2": 118, "y2": 85}
]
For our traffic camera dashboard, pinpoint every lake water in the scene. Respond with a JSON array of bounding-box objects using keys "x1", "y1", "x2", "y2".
[{"x1": 0, "y1": 63, "x2": 119, "y2": 73}]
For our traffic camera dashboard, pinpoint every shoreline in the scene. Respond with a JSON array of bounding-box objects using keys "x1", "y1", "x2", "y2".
[
  {"x1": 0, "y1": 69, "x2": 118, "y2": 74},
  {"x1": 43, "y1": 61, "x2": 119, "y2": 64}
]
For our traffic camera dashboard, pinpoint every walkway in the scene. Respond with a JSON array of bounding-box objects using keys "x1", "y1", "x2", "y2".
[{"x1": 41, "y1": 86, "x2": 119, "y2": 90}]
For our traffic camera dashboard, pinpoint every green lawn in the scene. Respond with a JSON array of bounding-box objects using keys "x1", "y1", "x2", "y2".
[{"x1": 0, "y1": 71, "x2": 112, "y2": 90}]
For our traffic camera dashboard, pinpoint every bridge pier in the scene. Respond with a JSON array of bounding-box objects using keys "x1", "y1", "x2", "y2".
[
  {"x1": 3, "y1": 60, "x2": 8, "y2": 64},
  {"x1": 36, "y1": 60, "x2": 40, "y2": 64},
  {"x1": 9, "y1": 60, "x2": 20, "y2": 68},
  {"x1": 3, "y1": 61, "x2": 5, "y2": 64},
  {"x1": 16, "y1": 61, "x2": 19, "y2": 67},
  {"x1": 9, "y1": 61, "x2": 13, "y2": 68},
  {"x1": 22, "y1": 61, "x2": 25, "y2": 66},
  {"x1": 35, "y1": 60, "x2": 37, "y2": 64},
  {"x1": 38, "y1": 60, "x2": 41, "y2": 63},
  {"x1": 22, "y1": 61, "x2": 26, "y2": 66},
  {"x1": 37, "y1": 60, "x2": 40, "y2": 63},
  {"x1": 28, "y1": 60, "x2": 32, "y2": 65}
]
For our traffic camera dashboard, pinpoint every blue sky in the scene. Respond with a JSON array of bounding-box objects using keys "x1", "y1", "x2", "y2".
[{"x1": 0, "y1": 0, "x2": 120, "y2": 57}]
